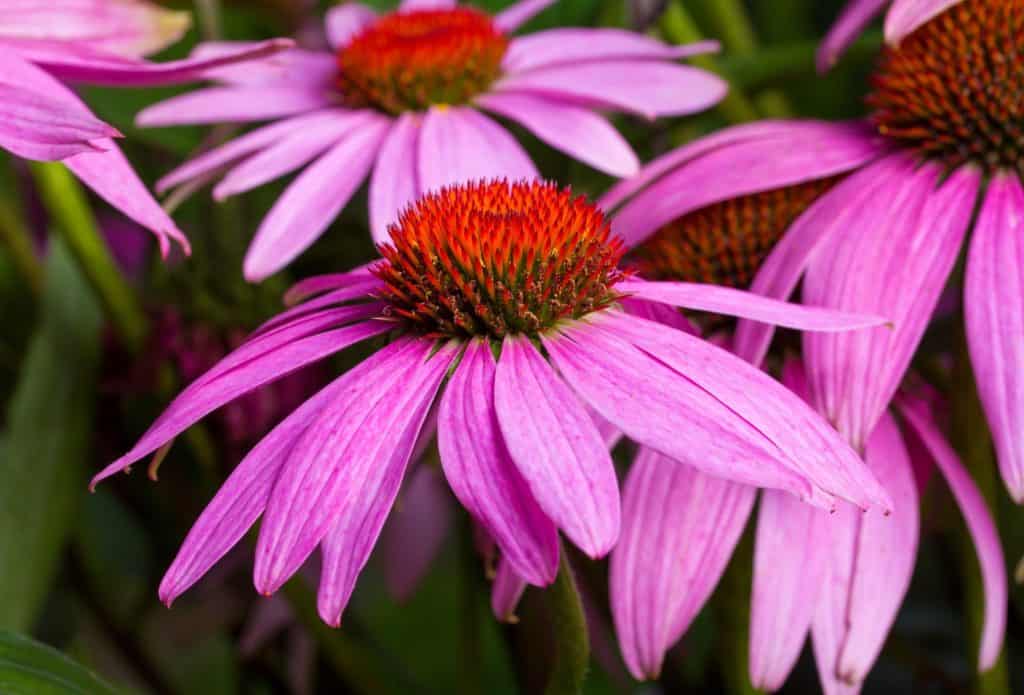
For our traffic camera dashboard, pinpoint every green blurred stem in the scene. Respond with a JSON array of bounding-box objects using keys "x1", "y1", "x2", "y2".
[
  {"x1": 29, "y1": 162, "x2": 147, "y2": 351},
  {"x1": 194, "y1": 0, "x2": 223, "y2": 41},
  {"x1": 699, "y1": 0, "x2": 758, "y2": 54},
  {"x1": 0, "y1": 199, "x2": 43, "y2": 296},
  {"x1": 544, "y1": 550, "x2": 590, "y2": 695},
  {"x1": 950, "y1": 336, "x2": 1010, "y2": 695},
  {"x1": 714, "y1": 517, "x2": 761, "y2": 695},
  {"x1": 659, "y1": 1, "x2": 759, "y2": 123},
  {"x1": 458, "y1": 515, "x2": 483, "y2": 695}
]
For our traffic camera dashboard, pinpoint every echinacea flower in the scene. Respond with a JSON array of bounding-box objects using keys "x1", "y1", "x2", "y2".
[
  {"x1": 602, "y1": 0, "x2": 1024, "y2": 504},
  {"x1": 93, "y1": 180, "x2": 888, "y2": 626},
  {"x1": 139, "y1": 0, "x2": 726, "y2": 280},
  {"x1": 0, "y1": 0, "x2": 291, "y2": 255}
]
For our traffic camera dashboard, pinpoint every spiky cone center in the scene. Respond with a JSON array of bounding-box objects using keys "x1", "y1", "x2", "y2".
[
  {"x1": 374, "y1": 181, "x2": 628, "y2": 339},
  {"x1": 868, "y1": 0, "x2": 1024, "y2": 173},
  {"x1": 336, "y1": 8, "x2": 508, "y2": 114},
  {"x1": 628, "y1": 179, "x2": 837, "y2": 288}
]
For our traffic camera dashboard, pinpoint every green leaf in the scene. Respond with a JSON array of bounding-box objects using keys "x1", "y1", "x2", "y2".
[
  {"x1": 0, "y1": 241, "x2": 102, "y2": 630},
  {"x1": 0, "y1": 630, "x2": 118, "y2": 695}
]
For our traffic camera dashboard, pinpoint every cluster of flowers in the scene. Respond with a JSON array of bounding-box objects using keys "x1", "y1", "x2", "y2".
[{"x1": 17, "y1": 0, "x2": 1021, "y2": 691}]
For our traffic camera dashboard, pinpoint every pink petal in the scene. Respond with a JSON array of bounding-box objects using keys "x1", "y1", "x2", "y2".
[
  {"x1": 812, "y1": 413, "x2": 918, "y2": 692},
  {"x1": 324, "y1": 3, "x2": 377, "y2": 49},
  {"x1": 802, "y1": 155, "x2": 979, "y2": 450},
  {"x1": 369, "y1": 112, "x2": 421, "y2": 244},
  {"x1": 817, "y1": 0, "x2": 890, "y2": 72},
  {"x1": 616, "y1": 279, "x2": 888, "y2": 334},
  {"x1": 494, "y1": 335, "x2": 620, "y2": 558},
  {"x1": 187, "y1": 43, "x2": 337, "y2": 87},
  {"x1": 493, "y1": 0, "x2": 555, "y2": 32},
  {"x1": 475, "y1": 91, "x2": 638, "y2": 177},
  {"x1": 964, "y1": 174, "x2": 1024, "y2": 501},
  {"x1": 438, "y1": 339, "x2": 559, "y2": 585},
  {"x1": 611, "y1": 446, "x2": 755, "y2": 680},
  {"x1": 885, "y1": 0, "x2": 963, "y2": 45},
  {"x1": 897, "y1": 393, "x2": 1007, "y2": 670},
  {"x1": 503, "y1": 29, "x2": 717, "y2": 73},
  {"x1": 417, "y1": 106, "x2": 537, "y2": 195},
  {"x1": 283, "y1": 265, "x2": 377, "y2": 305},
  {"x1": 315, "y1": 343, "x2": 455, "y2": 625},
  {"x1": 399, "y1": 0, "x2": 456, "y2": 9},
  {"x1": 137, "y1": 85, "x2": 334, "y2": 127},
  {"x1": 252, "y1": 339, "x2": 445, "y2": 598},
  {"x1": 492, "y1": 558, "x2": 528, "y2": 623},
  {"x1": 494, "y1": 60, "x2": 726, "y2": 120},
  {"x1": 379, "y1": 465, "x2": 453, "y2": 602},
  {"x1": 243, "y1": 117, "x2": 391, "y2": 281},
  {"x1": 542, "y1": 320, "x2": 816, "y2": 501},
  {"x1": 0, "y1": 82, "x2": 119, "y2": 159}
]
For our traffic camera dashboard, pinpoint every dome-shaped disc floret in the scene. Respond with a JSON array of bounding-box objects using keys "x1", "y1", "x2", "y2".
[
  {"x1": 869, "y1": 0, "x2": 1024, "y2": 173},
  {"x1": 374, "y1": 180, "x2": 627, "y2": 338},
  {"x1": 337, "y1": 8, "x2": 508, "y2": 114},
  {"x1": 628, "y1": 178, "x2": 836, "y2": 288}
]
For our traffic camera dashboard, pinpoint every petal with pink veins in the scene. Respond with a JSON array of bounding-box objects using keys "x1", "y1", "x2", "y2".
[{"x1": 369, "y1": 112, "x2": 421, "y2": 244}]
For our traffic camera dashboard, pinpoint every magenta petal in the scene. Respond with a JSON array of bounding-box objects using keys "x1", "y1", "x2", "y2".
[
  {"x1": 137, "y1": 85, "x2": 333, "y2": 127},
  {"x1": 493, "y1": 0, "x2": 556, "y2": 33},
  {"x1": 315, "y1": 344, "x2": 454, "y2": 625},
  {"x1": 495, "y1": 60, "x2": 726, "y2": 120},
  {"x1": 885, "y1": 0, "x2": 963, "y2": 44},
  {"x1": 379, "y1": 465, "x2": 453, "y2": 602},
  {"x1": 543, "y1": 320, "x2": 816, "y2": 501},
  {"x1": 243, "y1": 116, "x2": 391, "y2": 281},
  {"x1": 438, "y1": 339, "x2": 559, "y2": 584},
  {"x1": 494, "y1": 335, "x2": 620, "y2": 558},
  {"x1": 324, "y1": 3, "x2": 377, "y2": 49},
  {"x1": 817, "y1": 0, "x2": 890, "y2": 72},
  {"x1": 813, "y1": 413, "x2": 919, "y2": 691},
  {"x1": 898, "y1": 393, "x2": 1007, "y2": 671},
  {"x1": 283, "y1": 265, "x2": 376, "y2": 305},
  {"x1": 369, "y1": 112, "x2": 421, "y2": 244},
  {"x1": 417, "y1": 106, "x2": 537, "y2": 195},
  {"x1": 965, "y1": 174, "x2": 1024, "y2": 502},
  {"x1": 399, "y1": 0, "x2": 456, "y2": 9},
  {"x1": 253, "y1": 339, "x2": 450, "y2": 600},
  {"x1": 186, "y1": 43, "x2": 337, "y2": 87},
  {"x1": 803, "y1": 155, "x2": 979, "y2": 450},
  {"x1": 502, "y1": 29, "x2": 716, "y2": 73},
  {"x1": 475, "y1": 91, "x2": 638, "y2": 177},
  {"x1": 611, "y1": 447, "x2": 756, "y2": 680},
  {"x1": 492, "y1": 558, "x2": 529, "y2": 623}
]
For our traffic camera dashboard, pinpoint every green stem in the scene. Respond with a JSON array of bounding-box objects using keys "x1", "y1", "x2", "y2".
[
  {"x1": 659, "y1": 1, "x2": 759, "y2": 123},
  {"x1": 0, "y1": 199, "x2": 43, "y2": 296},
  {"x1": 699, "y1": 0, "x2": 758, "y2": 54},
  {"x1": 713, "y1": 516, "x2": 761, "y2": 695},
  {"x1": 458, "y1": 515, "x2": 483, "y2": 695},
  {"x1": 950, "y1": 335, "x2": 1010, "y2": 695},
  {"x1": 29, "y1": 162, "x2": 147, "y2": 351},
  {"x1": 544, "y1": 550, "x2": 590, "y2": 695}
]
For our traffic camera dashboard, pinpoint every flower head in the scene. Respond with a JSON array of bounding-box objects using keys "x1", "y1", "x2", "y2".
[
  {"x1": 140, "y1": 0, "x2": 727, "y2": 280},
  {"x1": 93, "y1": 181, "x2": 888, "y2": 627}
]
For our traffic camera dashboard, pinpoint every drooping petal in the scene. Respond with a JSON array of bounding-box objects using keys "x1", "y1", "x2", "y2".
[
  {"x1": 542, "y1": 320, "x2": 816, "y2": 502},
  {"x1": 252, "y1": 339, "x2": 445, "y2": 599},
  {"x1": 438, "y1": 339, "x2": 559, "y2": 585},
  {"x1": 812, "y1": 413, "x2": 918, "y2": 693},
  {"x1": 502, "y1": 29, "x2": 717, "y2": 73},
  {"x1": 214, "y1": 111, "x2": 375, "y2": 200},
  {"x1": 417, "y1": 106, "x2": 537, "y2": 196},
  {"x1": 475, "y1": 92, "x2": 638, "y2": 177},
  {"x1": 492, "y1": 558, "x2": 528, "y2": 623},
  {"x1": 602, "y1": 311, "x2": 889, "y2": 510},
  {"x1": 0, "y1": 83, "x2": 119, "y2": 160},
  {"x1": 494, "y1": 335, "x2": 619, "y2": 558},
  {"x1": 898, "y1": 393, "x2": 1007, "y2": 671},
  {"x1": 611, "y1": 446, "x2": 756, "y2": 680},
  {"x1": 494, "y1": 60, "x2": 726, "y2": 120},
  {"x1": 817, "y1": 0, "x2": 891, "y2": 72},
  {"x1": 885, "y1": 0, "x2": 963, "y2": 45},
  {"x1": 243, "y1": 117, "x2": 392, "y2": 281},
  {"x1": 137, "y1": 85, "x2": 334, "y2": 127},
  {"x1": 186, "y1": 43, "x2": 337, "y2": 87},
  {"x1": 606, "y1": 120, "x2": 885, "y2": 247},
  {"x1": 964, "y1": 174, "x2": 1024, "y2": 502},
  {"x1": 315, "y1": 343, "x2": 455, "y2": 625},
  {"x1": 369, "y1": 112, "x2": 421, "y2": 244},
  {"x1": 615, "y1": 279, "x2": 888, "y2": 335},
  {"x1": 325, "y1": 3, "x2": 377, "y2": 49},
  {"x1": 379, "y1": 465, "x2": 453, "y2": 602},
  {"x1": 803, "y1": 154, "x2": 979, "y2": 450}
]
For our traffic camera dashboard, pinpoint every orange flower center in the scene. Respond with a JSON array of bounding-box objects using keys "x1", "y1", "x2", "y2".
[
  {"x1": 629, "y1": 179, "x2": 837, "y2": 288},
  {"x1": 336, "y1": 8, "x2": 508, "y2": 115},
  {"x1": 869, "y1": 0, "x2": 1024, "y2": 172},
  {"x1": 374, "y1": 181, "x2": 627, "y2": 338}
]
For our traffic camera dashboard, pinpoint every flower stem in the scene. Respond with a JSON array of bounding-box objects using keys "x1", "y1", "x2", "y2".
[
  {"x1": 544, "y1": 549, "x2": 590, "y2": 695},
  {"x1": 699, "y1": 0, "x2": 758, "y2": 54},
  {"x1": 713, "y1": 521, "x2": 761, "y2": 695},
  {"x1": 29, "y1": 162, "x2": 147, "y2": 351},
  {"x1": 0, "y1": 198, "x2": 43, "y2": 296}
]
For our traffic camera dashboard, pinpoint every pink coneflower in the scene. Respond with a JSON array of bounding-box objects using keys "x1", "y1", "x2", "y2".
[
  {"x1": 601, "y1": 0, "x2": 1024, "y2": 502},
  {"x1": 93, "y1": 180, "x2": 888, "y2": 626},
  {"x1": 0, "y1": 0, "x2": 291, "y2": 255},
  {"x1": 138, "y1": 0, "x2": 726, "y2": 280}
]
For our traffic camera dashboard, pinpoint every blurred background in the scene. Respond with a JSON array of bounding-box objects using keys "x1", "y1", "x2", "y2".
[{"x1": 2, "y1": 0, "x2": 1021, "y2": 693}]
